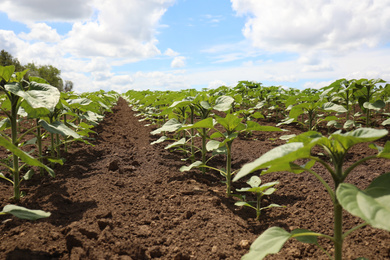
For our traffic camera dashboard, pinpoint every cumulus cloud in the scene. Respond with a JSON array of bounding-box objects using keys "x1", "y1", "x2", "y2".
[
  {"x1": 133, "y1": 71, "x2": 190, "y2": 90},
  {"x1": 60, "y1": 0, "x2": 175, "y2": 59},
  {"x1": 231, "y1": 0, "x2": 390, "y2": 53},
  {"x1": 0, "y1": 0, "x2": 93, "y2": 23},
  {"x1": 164, "y1": 48, "x2": 179, "y2": 57},
  {"x1": 171, "y1": 56, "x2": 186, "y2": 68},
  {"x1": 19, "y1": 23, "x2": 61, "y2": 42},
  {"x1": 208, "y1": 80, "x2": 227, "y2": 89}
]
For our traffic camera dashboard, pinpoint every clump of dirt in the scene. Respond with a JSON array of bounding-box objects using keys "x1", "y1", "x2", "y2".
[{"x1": 1, "y1": 98, "x2": 389, "y2": 259}]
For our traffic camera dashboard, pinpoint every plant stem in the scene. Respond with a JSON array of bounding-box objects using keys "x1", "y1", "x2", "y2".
[
  {"x1": 190, "y1": 107, "x2": 195, "y2": 162},
  {"x1": 36, "y1": 119, "x2": 44, "y2": 175},
  {"x1": 226, "y1": 141, "x2": 233, "y2": 197},
  {"x1": 333, "y1": 198, "x2": 343, "y2": 260},
  {"x1": 10, "y1": 95, "x2": 20, "y2": 201},
  {"x1": 201, "y1": 128, "x2": 207, "y2": 174}
]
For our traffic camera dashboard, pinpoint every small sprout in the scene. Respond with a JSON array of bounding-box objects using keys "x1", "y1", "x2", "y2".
[{"x1": 235, "y1": 176, "x2": 283, "y2": 220}]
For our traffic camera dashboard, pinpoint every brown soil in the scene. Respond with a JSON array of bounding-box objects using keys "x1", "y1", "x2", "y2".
[{"x1": 1, "y1": 98, "x2": 390, "y2": 260}]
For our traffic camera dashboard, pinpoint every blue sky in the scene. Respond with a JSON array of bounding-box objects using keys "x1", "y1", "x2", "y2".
[{"x1": 0, "y1": 0, "x2": 389, "y2": 93}]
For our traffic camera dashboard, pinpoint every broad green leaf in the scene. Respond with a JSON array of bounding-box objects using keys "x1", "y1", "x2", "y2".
[
  {"x1": 67, "y1": 97, "x2": 92, "y2": 107},
  {"x1": 39, "y1": 120, "x2": 81, "y2": 139},
  {"x1": 331, "y1": 128, "x2": 388, "y2": 150},
  {"x1": 242, "y1": 227, "x2": 291, "y2": 260},
  {"x1": 165, "y1": 138, "x2": 186, "y2": 149},
  {"x1": 23, "y1": 169, "x2": 35, "y2": 180},
  {"x1": 216, "y1": 113, "x2": 243, "y2": 132},
  {"x1": 151, "y1": 136, "x2": 167, "y2": 145},
  {"x1": 213, "y1": 95, "x2": 234, "y2": 111},
  {"x1": 0, "y1": 118, "x2": 11, "y2": 131},
  {"x1": 234, "y1": 142, "x2": 309, "y2": 182},
  {"x1": 150, "y1": 118, "x2": 182, "y2": 135},
  {"x1": 0, "y1": 65, "x2": 15, "y2": 82},
  {"x1": 1, "y1": 204, "x2": 50, "y2": 220},
  {"x1": 252, "y1": 111, "x2": 264, "y2": 119},
  {"x1": 29, "y1": 76, "x2": 49, "y2": 84},
  {"x1": 291, "y1": 229, "x2": 318, "y2": 244},
  {"x1": 262, "y1": 187, "x2": 277, "y2": 195},
  {"x1": 0, "y1": 135, "x2": 55, "y2": 177},
  {"x1": 261, "y1": 203, "x2": 284, "y2": 210},
  {"x1": 180, "y1": 161, "x2": 204, "y2": 172},
  {"x1": 343, "y1": 120, "x2": 358, "y2": 129},
  {"x1": 323, "y1": 102, "x2": 347, "y2": 113},
  {"x1": 337, "y1": 173, "x2": 390, "y2": 231},
  {"x1": 199, "y1": 100, "x2": 211, "y2": 110},
  {"x1": 377, "y1": 141, "x2": 390, "y2": 158},
  {"x1": 47, "y1": 158, "x2": 64, "y2": 165},
  {"x1": 8, "y1": 82, "x2": 60, "y2": 118},
  {"x1": 381, "y1": 118, "x2": 390, "y2": 126},
  {"x1": 279, "y1": 134, "x2": 296, "y2": 140},
  {"x1": 234, "y1": 201, "x2": 254, "y2": 208},
  {"x1": 363, "y1": 100, "x2": 386, "y2": 111},
  {"x1": 247, "y1": 176, "x2": 261, "y2": 188},
  {"x1": 206, "y1": 140, "x2": 222, "y2": 151},
  {"x1": 180, "y1": 117, "x2": 214, "y2": 130}
]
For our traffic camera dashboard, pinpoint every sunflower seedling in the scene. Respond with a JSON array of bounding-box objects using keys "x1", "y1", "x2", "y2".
[{"x1": 235, "y1": 176, "x2": 283, "y2": 220}]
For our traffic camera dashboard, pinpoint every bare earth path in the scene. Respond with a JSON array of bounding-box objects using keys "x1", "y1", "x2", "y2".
[{"x1": 1, "y1": 98, "x2": 390, "y2": 259}]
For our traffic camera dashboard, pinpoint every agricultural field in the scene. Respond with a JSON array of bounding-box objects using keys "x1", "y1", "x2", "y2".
[{"x1": 1, "y1": 67, "x2": 390, "y2": 259}]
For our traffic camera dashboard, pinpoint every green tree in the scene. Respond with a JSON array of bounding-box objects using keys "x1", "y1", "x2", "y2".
[
  {"x1": 64, "y1": 80, "x2": 74, "y2": 92},
  {"x1": 0, "y1": 50, "x2": 24, "y2": 72},
  {"x1": 25, "y1": 63, "x2": 64, "y2": 91}
]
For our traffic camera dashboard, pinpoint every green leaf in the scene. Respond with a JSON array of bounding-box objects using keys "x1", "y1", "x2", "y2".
[
  {"x1": 8, "y1": 82, "x2": 60, "y2": 118},
  {"x1": 0, "y1": 118, "x2": 11, "y2": 131},
  {"x1": 213, "y1": 95, "x2": 234, "y2": 111},
  {"x1": 150, "y1": 118, "x2": 182, "y2": 135},
  {"x1": 377, "y1": 141, "x2": 390, "y2": 158},
  {"x1": 234, "y1": 201, "x2": 254, "y2": 208},
  {"x1": 39, "y1": 120, "x2": 81, "y2": 139},
  {"x1": 165, "y1": 138, "x2": 186, "y2": 149},
  {"x1": 23, "y1": 169, "x2": 35, "y2": 180},
  {"x1": 151, "y1": 136, "x2": 168, "y2": 145},
  {"x1": 0, "y1": 65, "x2": 15, "y2": 82},
  {"x1": 337, "y1": 172, "x2": 390, "y2": 232},
  {"x1": 233, "y1": 142, "x2": 309, "y2": 182},
  {"x1": 363, "y1": 100, "x2": 386, "y2": 111},
  {"x1": 180, "y1": 117, "x2": 214, "y2": 130},
  {"x1": 247, "y1": 176, "x2": 261, "y2": 188},
  {"x1": 323, "y1": 102, "x2": 347, "y2": 113},
  {"x1": 1, "y1": 204, "x2": 50, "y2": 220},
  {"x1": 242, "y1": 227, "x2": 291, "y2": 260},
  {"x1": 331, "y1": 128, "x2": 388, "y2": 150},
  {"x1": 180, "y1": 161, "x2": 204, "y2": 172},
  {"x1": 206, "y1": 140, "x2": 222, "y2": 151},
  {"x1": 0, "y1": 135, "x2": 55, "y2": 177},
  {"x1": 381, "y1": 118, "x2": 390, "y2": 126},
  {"x1": 262, "y1": 187, "x2": 277, "y2": 195},
  {"x1": 28, "y1": 76, "x2": 49, "y2": 84},
  {"x1": 291, "y1": 229, "x2": 318, "y2": 244}
]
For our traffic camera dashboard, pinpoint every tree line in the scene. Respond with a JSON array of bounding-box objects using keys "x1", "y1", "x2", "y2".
[{"x1": 0, "y1": 49, "x2": 73, "y2": 92}]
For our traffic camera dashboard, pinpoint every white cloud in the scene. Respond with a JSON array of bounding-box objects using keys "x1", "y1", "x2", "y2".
[
  {"x1": 171, "y1": 56, "x2": 186, "y2": 68},
  {"x1": 164, "y1": 48, "x2": 179, "y2": 57},
  {"x1": 231, "y1": 0, "x2": 390, "y2": 53},
  {"x1": 132, "y1": 71, "x2": 191, "y2": 90},
  {"x1": 19, "y1": 23, "x2": 61, "y2": 42},
  {"x1": 303, "y1": 80, "x2": 334, "y2": 89},
  {"x1": 208, "y1": 80, "x2": 227, "y2": 89},
  {"x1": 0, "y1": 0, "x2": 93, "y2": 23}
]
